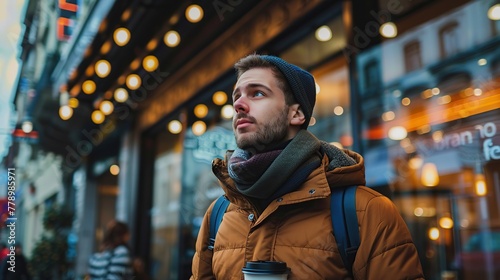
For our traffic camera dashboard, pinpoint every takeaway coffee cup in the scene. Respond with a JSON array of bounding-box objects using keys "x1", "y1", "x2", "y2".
[{"x1": 242, "y1": 261, "x2": 290, "y2": 280}]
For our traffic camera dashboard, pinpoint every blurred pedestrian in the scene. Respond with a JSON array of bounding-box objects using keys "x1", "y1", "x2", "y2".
[
  {"x1": 88, "y1": 220, "x2": 133, "y2": 279},
  {"x1": 0, "y1": 243, "x2": 31, "y2": 280}
]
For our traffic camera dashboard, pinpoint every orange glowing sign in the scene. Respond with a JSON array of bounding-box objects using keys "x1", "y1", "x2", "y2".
[{"x1": 57, "y1": 0, "x2": 79, "y2": 41}]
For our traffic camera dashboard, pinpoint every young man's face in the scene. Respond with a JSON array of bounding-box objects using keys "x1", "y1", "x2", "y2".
[{"x1": 232, "y1": 67, "x2": 297, "y2": 152}]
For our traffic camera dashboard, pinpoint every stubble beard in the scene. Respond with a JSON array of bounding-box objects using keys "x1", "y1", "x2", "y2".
[{"x1": 234, "y1": 108, "x2": 289, "y2": 154}]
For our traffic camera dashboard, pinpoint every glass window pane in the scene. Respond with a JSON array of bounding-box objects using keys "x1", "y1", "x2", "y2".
[
  {"x1": 310, "y1": 57, "x2": 352, "y2": 146},
  {"x1": 357, "y1": 1, "x2": 500, "y2": 279},
  {"x1": 150, "y1": 132, "x2": 182, "y2": 279}
]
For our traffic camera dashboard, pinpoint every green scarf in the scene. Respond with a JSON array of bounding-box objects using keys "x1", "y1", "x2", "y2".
[{"x1": 228, "y1": 130, "x2": 322, "y2": 199}]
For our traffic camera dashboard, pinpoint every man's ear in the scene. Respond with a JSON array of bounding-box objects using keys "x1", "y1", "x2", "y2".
[{"x1": 289, "y1": 104, "x2": 306, "y2": 126}]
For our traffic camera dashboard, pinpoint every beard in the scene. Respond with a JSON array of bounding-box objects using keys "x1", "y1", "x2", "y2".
[{"x1": 233, "y1": 107, "x2": 289, "y2": 154}]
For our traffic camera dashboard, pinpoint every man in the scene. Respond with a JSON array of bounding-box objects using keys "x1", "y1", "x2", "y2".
[{"x1": 191, "y1": 54, "x2": 424, "y2": 279}]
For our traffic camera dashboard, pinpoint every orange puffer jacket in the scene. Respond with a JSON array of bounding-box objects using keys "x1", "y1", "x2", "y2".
[{"x1": 191, "y1": 150, "x2": 425, "y2": 280}]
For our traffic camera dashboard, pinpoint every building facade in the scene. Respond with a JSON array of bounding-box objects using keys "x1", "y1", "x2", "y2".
[{"x1": 5, "y1": 0, "x2": 500, "y2": 279}]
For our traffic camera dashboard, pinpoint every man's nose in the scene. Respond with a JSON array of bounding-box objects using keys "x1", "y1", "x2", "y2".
[{"x1": 233, "y1": 96, "x2": 248, "y2": 114}]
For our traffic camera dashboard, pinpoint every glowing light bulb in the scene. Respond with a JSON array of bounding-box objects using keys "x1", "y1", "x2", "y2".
[
  {"x1": 475, "y1": 174, "x2": 487, "y2": 196},
  {"x1": 315, "y1": 25, "x2": 332, "y2": 41},
  {"x1": 488, "y1": 4, "x2": 500, "y2": 20},
  {"x1": 126, "y1": 74, "x2": 141, "y2": 90},
  {"x1": 212, "y1": 91, "x2": 227, "y2": 105},
  {"x1": 194, "y1": 104, "x2": 209, "y2": 118},
  {"x1": 380, "y1": 22, "x2": 397, "y2": 38},
  {"x1": 99, "y1": 100, "x2": 114, "y2": 115},
  {"x1": 91, "y1": 110, "x2": 105, "y2": 124},
  {"x1": 164, "y1": 30, "x2": 180, "y2": 47},
  {"x1": 421, "y1": 163, "x2": 439, "y2": 187},
  {"x1": 143, "y1": 55, "x2": 159, "y2": 72},
  {"x1": 429, "y1": 227, "x2": 440, "y2": 240},
  {"x1": 388, "y1": 126, "x2": 407, "y2": 140},
  {"x1": 221, "y1": 105, "x2": 233, "y2": 119},
  {"x1": 114, "y1": 88, "x2": 129, "y2": 102},
  {"x1": 95, "y1": 60, "x2": 111, "y2": 78},
  {"x1": 82, "y1": 80, "x2": 96, "y2": 94},
  {"x1": 186, "y1": 4, "x2": 204, "y2": 23},
  {"x1": 110, "y1": 164, "x2": 120, "y2": 175},
  {"x1": 168, "y1": 120, "x2": 182, "y2": 134},
  {"x1": 192, "y1": 120, "x2": 206, "y2": 136},
  {"x1": 439, "y1": 217, "x2": 454, "y2": 229},
  {"x1": 114, "y1": 28, "x2": 130, "y2": 46},
  {"x1": 22, "y1": 121, "x2": 33, "y2": 133},
  {"x1": 59, "y1": 105, "x2": 73, "y2": 120}
]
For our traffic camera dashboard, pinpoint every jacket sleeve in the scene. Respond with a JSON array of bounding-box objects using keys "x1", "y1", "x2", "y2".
[
  {"x1": 190, "y1": 200, "x2": 216, "y2": 280},
  {"x1": 354, "y1": 188, "x2": 425, "y2": 280}
]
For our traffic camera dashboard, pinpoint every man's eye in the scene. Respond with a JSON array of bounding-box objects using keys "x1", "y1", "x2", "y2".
[
  {"x1": 232, "y1": 94, "x2": 240, "y2": 102},
  {"x1": 254, "y1": 91, "x2": 264, "y2": 97}
]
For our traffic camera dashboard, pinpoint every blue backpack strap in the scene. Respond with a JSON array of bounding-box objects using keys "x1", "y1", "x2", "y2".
[
  {"x1": 208, "y1": 195, "x2": 230, "y2": 251},
  {"x1": 331, "y1": 185, "x2": 360, "y2": 276}
]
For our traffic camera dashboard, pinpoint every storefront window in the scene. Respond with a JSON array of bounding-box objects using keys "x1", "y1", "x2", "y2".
[
  {"x1": 357, "y1": 1, "x2": 500, "y2": 279},
  {"x1": 280, "y1": 14, "x2": 351, "y2": 146},
  {"x1": 149, "y1": 132, "x2": 182, "y2": 279},
  {"x1": 310, "y1": 58, "x2": 352, "y2": 146},
  {"x1": 182, "y1": 123, "x2": 235, "y2": 229},
  {"x1": 280, "y1": 16, "x2": 346, "y2": 69},
  {"x1": 178, "y1": 89, "x2": 236, "y2": 279}
]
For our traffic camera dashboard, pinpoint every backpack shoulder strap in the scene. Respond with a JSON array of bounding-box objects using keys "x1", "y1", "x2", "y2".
[
  {"x1": 208, "y1": 195, "x2": 230, "y2": 250},
  {"x1": 330, "y1": 185, "x2": 360, "y2": 276}
]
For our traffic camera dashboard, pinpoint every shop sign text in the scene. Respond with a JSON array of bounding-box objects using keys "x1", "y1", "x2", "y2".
[{"x1": 417, "y1": 121, "x2": 499, "y2": 161}]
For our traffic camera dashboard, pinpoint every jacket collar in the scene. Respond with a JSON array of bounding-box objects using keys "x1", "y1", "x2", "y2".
[{"x1": 212, "y1": 148, "x2": 366, "y2": 211}]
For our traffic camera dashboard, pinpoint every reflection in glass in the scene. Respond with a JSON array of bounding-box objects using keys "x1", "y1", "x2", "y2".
[{"x1": 358, "y1": 2, "x2": 500, "y2": 278}]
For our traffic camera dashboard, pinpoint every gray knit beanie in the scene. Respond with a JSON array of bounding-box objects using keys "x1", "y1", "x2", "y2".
[{"x1": 260, "y1": 55, "x2": 316, "y2": 129}]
